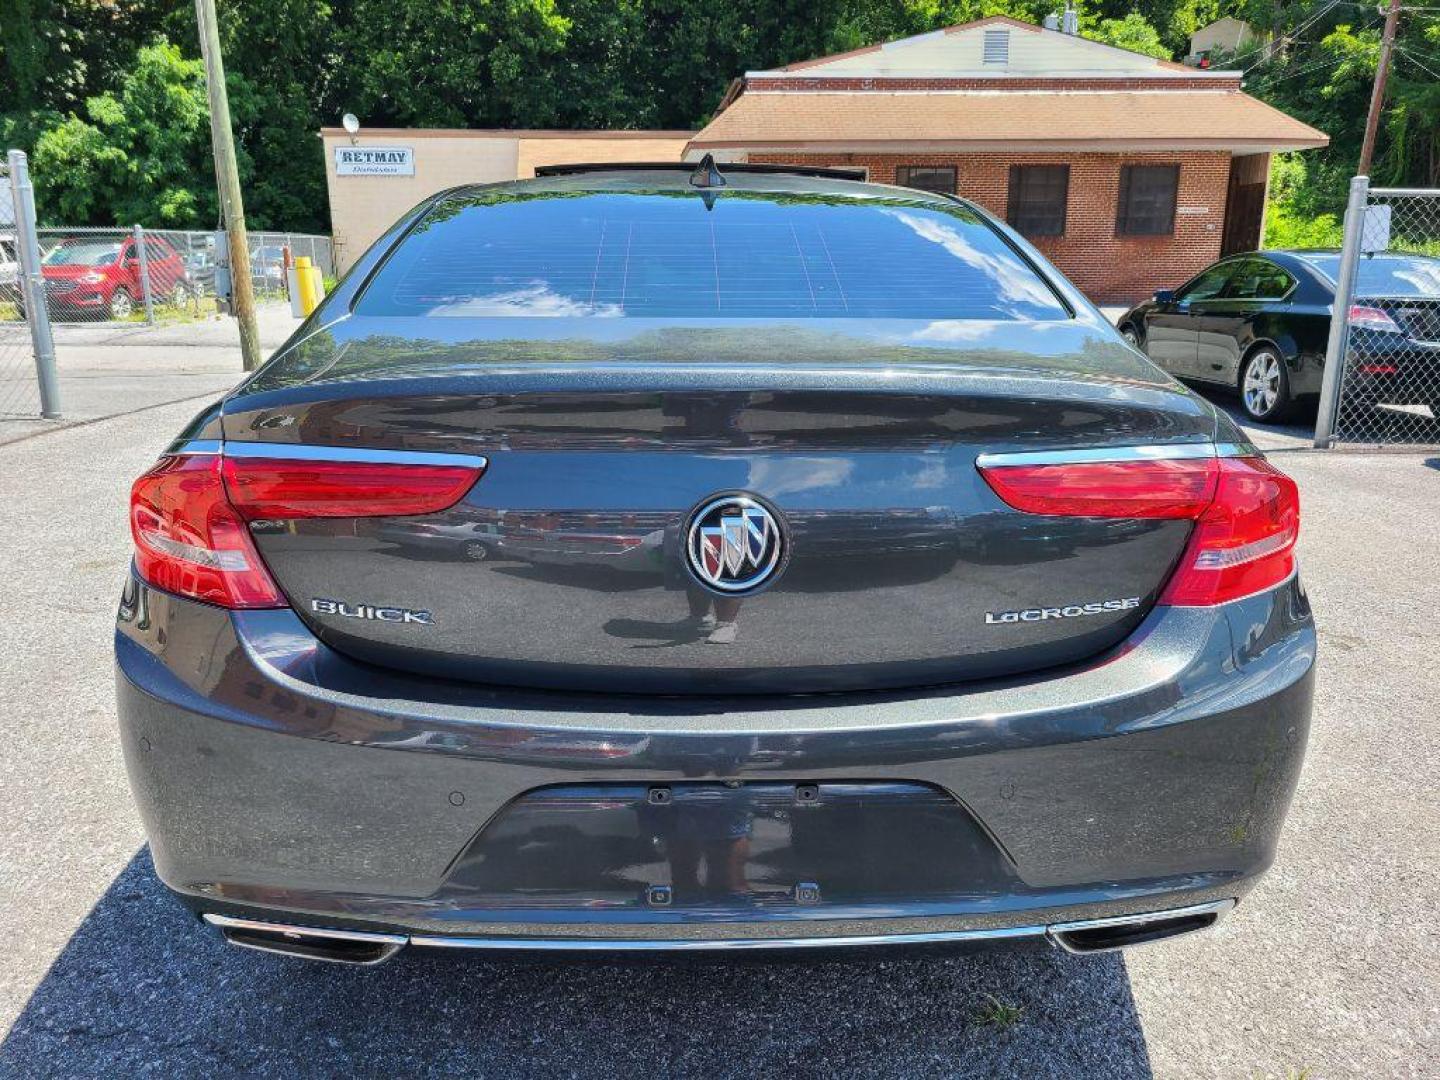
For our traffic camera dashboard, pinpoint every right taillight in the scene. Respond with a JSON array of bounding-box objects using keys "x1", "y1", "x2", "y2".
[
  {"x1": 1158, "y1": 456, "x2": 1299, "y2": 606},
  {"x1": 979, "y1": 453, "x2": 1299, "y2": 607}
]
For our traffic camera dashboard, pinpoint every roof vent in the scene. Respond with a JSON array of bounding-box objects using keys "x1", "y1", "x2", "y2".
[
  {"x1": 983, "y1": 29, "x2": 1010, "y2": 65},
  {"x1": 1043, "y1": 13, "x2": 1060, "y2": 30},
  {"x1": 1061, "y1": 0, "x2": 1079, "y2": 35}
]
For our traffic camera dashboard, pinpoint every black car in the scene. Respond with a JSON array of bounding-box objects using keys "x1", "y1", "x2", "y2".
[
  {"x1": 1118, "y1": 249, "x2": 1440, "y2": 423},
  {"x1": 116, "y1": 164, "x2": 1313, "y2": 964}
]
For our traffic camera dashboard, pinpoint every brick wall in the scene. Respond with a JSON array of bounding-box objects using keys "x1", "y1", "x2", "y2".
[{"x1": 749, "y1": 150, "x2": 1232, "y2": 304}]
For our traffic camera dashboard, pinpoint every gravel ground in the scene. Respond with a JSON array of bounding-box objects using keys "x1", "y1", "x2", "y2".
[{"x1": 0, "y1": 350, "x2": 1436, "y2": 1078}]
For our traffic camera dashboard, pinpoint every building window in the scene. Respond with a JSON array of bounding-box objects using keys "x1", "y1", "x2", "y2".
[
  {"x1": 1007, "y1": 165, "x2": 1069, "y2": 237},
  {"x1": 1116, "y1": 164, "x2": 1180, "y2": 235},
  {"x1": 983, "y1": 30, "x2": 1010, "y2": 64},
  {"x1": 895, "y1": 165, "x2": 956, "y2": 196}
]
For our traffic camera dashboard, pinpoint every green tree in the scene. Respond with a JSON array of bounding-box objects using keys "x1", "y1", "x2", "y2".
[
  {"x1": 4, "y1": 0, "x2": 1439, "y2": 233},
  {"x1": 31, "y1": 41, "x2": 215, "y2": 227},
  {"x1": 1083, "y1": 12, "x2": 1171, "y2": 59}
]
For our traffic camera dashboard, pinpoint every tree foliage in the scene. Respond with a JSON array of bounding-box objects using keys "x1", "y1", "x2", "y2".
[
  {"x1": 1084, "y1": 12, "x2": 1172, "y2": 58},
  {"x1": 2, "y1": 0, "x2": 1438, "y2": 233}
]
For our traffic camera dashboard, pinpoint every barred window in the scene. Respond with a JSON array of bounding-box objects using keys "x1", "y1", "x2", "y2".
[
  {"x1": 1007, "y1": 165, "x2": 1069, "y2": 237},
  {"x1": 1116, "y1": 164, "x2": 1179, "y2": 236},
  {"x1": 894, "y1": 166, "x2": 957, "y2": 196}
]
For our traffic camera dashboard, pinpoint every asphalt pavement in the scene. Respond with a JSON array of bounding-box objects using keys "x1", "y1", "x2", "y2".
[
  {"x1": 0, "y1": 303, "x2": 298, "y2": 446},
  {"x1": 0, "y1": 319, "x2": 1436, "y2": 1078}
]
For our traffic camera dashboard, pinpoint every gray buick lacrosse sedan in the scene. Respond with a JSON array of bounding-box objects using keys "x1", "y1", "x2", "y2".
[{"x1": 116, "y1": 161, "x2": 1313, "y2": 964}]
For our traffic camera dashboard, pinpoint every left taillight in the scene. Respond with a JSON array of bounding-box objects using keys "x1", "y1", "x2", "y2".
[
  {"x1": 130, "y1": 455, "x2": 285, "y2": 608},
  {"x1": 221, "y1": 457, "x2": 482, "y2": 520},
  {"x1": 130, "y1": 451, "x2": 485, "y2": 608},
  {"x1": 1347, "y1": 305, "x2": 1402, "y2": 334}
]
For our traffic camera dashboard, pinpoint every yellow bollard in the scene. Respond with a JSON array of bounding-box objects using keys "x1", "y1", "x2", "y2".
[{"x1": 293, "y1": 256, "x2": 324, "y2": 316}]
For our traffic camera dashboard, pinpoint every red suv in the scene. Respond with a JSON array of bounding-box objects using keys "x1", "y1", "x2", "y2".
[{"x1": 39, "y1": 235, "x2": 192, "y2": 320}]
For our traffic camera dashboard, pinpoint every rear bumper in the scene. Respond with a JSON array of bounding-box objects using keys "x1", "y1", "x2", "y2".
[
  {"x1": 115, "y1": 572, "x2": 1315, "y2": 949},
  {"x1": 1347, "y1": 339, "x2": 1440, "y2": 404}
]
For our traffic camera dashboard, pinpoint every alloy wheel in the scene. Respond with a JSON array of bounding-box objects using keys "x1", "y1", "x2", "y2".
[
  {"x1": 109, "y1": 289, "x2": 134, "y2": 320},
  {"x1": 1243, "y1": 352, "x2": 1283, "y2": 418}
]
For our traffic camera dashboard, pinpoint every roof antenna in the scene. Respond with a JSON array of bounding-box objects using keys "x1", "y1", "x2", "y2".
[{"x1": 689, "y1": 153, "x2": 727, "y2": 189}]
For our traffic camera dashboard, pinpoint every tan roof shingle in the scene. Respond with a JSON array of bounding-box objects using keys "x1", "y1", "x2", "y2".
[{"x1": 688, "y1": 90, "x2": 1327, "y2": 152}]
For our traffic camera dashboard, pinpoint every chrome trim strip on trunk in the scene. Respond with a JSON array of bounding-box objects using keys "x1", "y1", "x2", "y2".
[
  {"x1": 168, "y1": 439, "x2": 223, "y2": 457},
  {"x1": 171, "y1": 440, "x2": 488, "y2": 470},
  {"x1": 975, "y1": 442, "x2": 1249, "y2": 469}
]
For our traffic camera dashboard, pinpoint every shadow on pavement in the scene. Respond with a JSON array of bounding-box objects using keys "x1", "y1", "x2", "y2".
[{"x1": 1, "y1": 850, "x2": 1154, "y2": 1079}]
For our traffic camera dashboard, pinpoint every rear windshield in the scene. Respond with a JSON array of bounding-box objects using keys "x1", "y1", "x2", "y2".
[
  {"x1": 1307, "y1": 254, "x2": 1440, "y2": 297},
  {"x1": 356, "y1": 189, "x2": 1068, "y2": 320}
]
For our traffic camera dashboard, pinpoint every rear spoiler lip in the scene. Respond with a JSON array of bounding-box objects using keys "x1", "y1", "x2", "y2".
[{"x1": 532, "y1": 161, "x2": 867, "y2": 181}]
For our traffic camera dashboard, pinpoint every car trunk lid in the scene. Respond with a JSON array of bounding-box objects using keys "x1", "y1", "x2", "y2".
[{"x1": 216, "y1": 318, "x2": 1218, "y2": 695}]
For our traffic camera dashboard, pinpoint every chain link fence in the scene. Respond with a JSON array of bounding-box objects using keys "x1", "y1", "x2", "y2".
[
  {"x1": 0, "y1": 157, "x2": 36, "y2": 418},
  {"x1": 1318, "y1": 179, "x2": 1440, "y2": 448},
  {"x1": 0, "y1": 226, "x2": 332, "y2": 326},
  {"x1": 2, "y1": 151, "x2": 60, "y2": 420}
]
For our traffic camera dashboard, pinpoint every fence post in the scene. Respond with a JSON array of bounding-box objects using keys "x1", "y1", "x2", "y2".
[
  {"x1": 1314, "y1": 175, "x2": 1370, "y2": 449},
  {"x1": 132, "y1": 223, "x2": 156, "y2": 324},
  {"x1": 6, "y1": 150, "x2": 61, "y2": 418}
]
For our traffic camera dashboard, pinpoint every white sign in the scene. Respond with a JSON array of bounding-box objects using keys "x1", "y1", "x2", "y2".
[
  {"x1": 1176, "y1": 206, "x2": 1210, "y2": 216},
  {"x1": 335, "y1": 146, "x2": 414, "y2": 176},
  {"x1": 1362, "y1": 204, "x2": 1392, "y2": 253}
]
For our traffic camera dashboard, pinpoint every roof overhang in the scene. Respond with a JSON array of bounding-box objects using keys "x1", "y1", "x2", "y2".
[
  {"x1": 319, "y1": 127, "x2": 696, "y2": 139},
  {"x1": 687, "y1": 89, "x2": 1328, "y2": 156},
  {"x1": 743, "y1": 68, "x2": 1244, "y2": 80},
  {"x1": 685, "y1": 139, "x2": 1327, "y2": 155}
]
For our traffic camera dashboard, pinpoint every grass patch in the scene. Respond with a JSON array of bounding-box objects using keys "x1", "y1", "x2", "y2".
[{"x1": 975, "y1": 994, "x2": 1024, "y2": 1029}]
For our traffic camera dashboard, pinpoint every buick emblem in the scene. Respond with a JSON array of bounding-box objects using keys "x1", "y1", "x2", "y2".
[{"x1": 685, "y1": 495, "x2": 786, "y2": 593}]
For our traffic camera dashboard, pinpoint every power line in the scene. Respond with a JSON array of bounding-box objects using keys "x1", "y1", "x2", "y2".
[
  {"x1": 1240, "y1": 8, "x2": 1386, "y2": 84},
  {"x1": 1396, "y1": 45, "x2": 1440, "y2": 79},
  {"x1": 1251, "y1": 52, "x2": 1350, "y2": 83},
  {"x1": 1393, "y1": 42, "x2": 1440, "y2": 66},
  {"x1": 1235, "y1": 0, "x2": 1346, "y2": 71}
]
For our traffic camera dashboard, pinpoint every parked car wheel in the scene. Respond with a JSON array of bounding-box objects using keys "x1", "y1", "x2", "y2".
[
  {"x1": 169, "y1": 281, "x2": 193, "y2": 306},
  {"x1": 1239, "y1": 347, "x2": 1295, "y2": 424},
  {"x1": 108, "y1": 288, "x2": 136, "y2": 321},
  {"x1": 1119, "y1": 324, "x2": 1140, "y2": 348},
  {"x1": 462, "y1": 540, "x2": 491, "y2": 562}
]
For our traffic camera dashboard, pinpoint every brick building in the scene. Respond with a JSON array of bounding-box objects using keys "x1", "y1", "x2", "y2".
[{"x1": 685, "y1": 16, "x2": 1327, "y2": 303}]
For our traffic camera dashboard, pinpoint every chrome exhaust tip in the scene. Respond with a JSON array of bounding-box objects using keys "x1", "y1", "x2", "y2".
[
  {"x1": 203, "y1": 913, "x2": 406, "y2": 966},
  {"x1": 1046, "y1": 899, "x2": 1235, "y2": 954}
]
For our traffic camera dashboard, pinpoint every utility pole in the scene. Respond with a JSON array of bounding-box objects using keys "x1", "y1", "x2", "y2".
[
  {"x1": 1357, "y1": 0, "x2": 1402, "y2": 176},
  {"x1": 194, "y1": 0, "x2": 261, "y2": 371}
]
